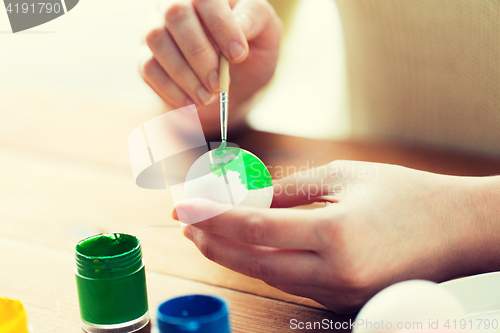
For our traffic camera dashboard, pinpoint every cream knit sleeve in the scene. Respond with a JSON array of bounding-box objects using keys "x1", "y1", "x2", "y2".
[{"x1": 335, "y1": 0, "x2": 500, "y2": 156}]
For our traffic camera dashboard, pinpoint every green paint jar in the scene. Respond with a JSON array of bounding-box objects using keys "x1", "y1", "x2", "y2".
[{"x1": 75, "y1": 233, "x2": 149, "y2": 333}]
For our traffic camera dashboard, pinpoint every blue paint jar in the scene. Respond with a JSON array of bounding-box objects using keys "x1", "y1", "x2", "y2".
[{"x1": 157, "y1": 295, "x2": 230, "y2": 333}]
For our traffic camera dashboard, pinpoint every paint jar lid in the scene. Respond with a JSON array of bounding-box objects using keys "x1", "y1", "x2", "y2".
[
  {"x1": 157, "y1": 295, "x2": 230, "y2": 333},
  {"x1": 0, "y1": 298, "x2": 29, "y2": 333}
]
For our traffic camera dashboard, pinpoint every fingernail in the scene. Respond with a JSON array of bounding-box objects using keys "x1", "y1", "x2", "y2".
[
  {"x1": 197, "y1": 86, "x2": 216, "y2": 105},
  {"x1": 235, "y1": 14, "x2": 252, "y2": 34},
  {"x1": 184, "y1": 97, "x2": 195, "y2": 106},
  {"x1": 183, "y1": 226, "x2": 193, "y2": 241},
  {"x1": 228, "y1": 41, "x2": 246, "y2": 61},
  {"x1": 174, "y1": 204, "x2": 195, "y2": 224},
  {"x1": 173, "y1": 198, "x2": 230, "y2": 224},
  {"x1": 208, "y1": 70, "x2": 219, "y2": 92}
]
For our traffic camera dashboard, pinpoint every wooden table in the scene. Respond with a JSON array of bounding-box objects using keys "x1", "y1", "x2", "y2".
[{"x1": 1, "y1": 85, "x2": 500, "y2": 332}]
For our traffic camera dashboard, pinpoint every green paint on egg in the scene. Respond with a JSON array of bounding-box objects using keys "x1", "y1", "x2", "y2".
[{"x1": 210, "y1": 146, "x2": 272, "y2": 190}]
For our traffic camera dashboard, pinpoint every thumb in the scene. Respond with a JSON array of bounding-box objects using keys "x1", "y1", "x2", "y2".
[
  {"x1": 271, "y1": 164, "x2": 334, "y2": 208},
  {"x1": 232, "y1": 0, "x2": 281, "y2": 46}
]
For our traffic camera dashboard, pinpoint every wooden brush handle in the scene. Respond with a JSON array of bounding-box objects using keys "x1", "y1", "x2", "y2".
[{"x1": 219, "y1": 55, "x2": 230, "y2": 93}]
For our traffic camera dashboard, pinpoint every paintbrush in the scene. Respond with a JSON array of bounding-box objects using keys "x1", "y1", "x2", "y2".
[
  {"x1": 219, "y1": 54, "x2": 230, "y2": 145},
  {"x1": 210, "y1": 54, "x2": 239, "y2": 170}
]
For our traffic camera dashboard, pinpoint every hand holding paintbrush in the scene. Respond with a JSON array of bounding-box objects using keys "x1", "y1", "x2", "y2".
[{"x1": 141, "y1": 0, "x2": 281, "y2": 137}]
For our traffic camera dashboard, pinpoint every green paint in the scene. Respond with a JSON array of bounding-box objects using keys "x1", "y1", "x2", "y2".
[
  {"x1": 75, "y1": 233, "x2": 148, "y2": 325},
  {"x1": 210, "y1": 146, "x2": 272, "y2": 190},
  {"x1": 76, "y1": 233, "x2": 138, "y2": 258}
]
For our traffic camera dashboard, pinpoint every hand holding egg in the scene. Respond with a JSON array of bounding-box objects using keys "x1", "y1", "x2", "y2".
[
  {"x1": 181, "y1": 145, "x2": 273, "y2": 224},
  {"x1": 175, "y1": 160, "x2": 494, "y2": 314}
]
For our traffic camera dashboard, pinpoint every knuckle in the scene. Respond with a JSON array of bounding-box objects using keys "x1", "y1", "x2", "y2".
[
  {"x1": 187, "y1": 42, "x2": 211, "y2": 60},
  {"x1": 315, "y1": 218, "x2": 338, "y2": 250},
  {"x1": 343, "y1": 248, "x2": 373, "y2": 291},
  {"x1": 321, "y1": 260, "x2": 371, "y2": 295},
  {"x1": 165, "y1": 1, "x2": 191, "y2": 22},
  {"x1": 198, "y1": 238, "x2": 216, "y2": 263},
  {"x1": 145, "y1": 27, "x2": 164, "y2": 49},
  {"x1": 168, "y1": 62, "x2": 189, "y2": 79},
  {"x1": 242, "y1": 214, "x2": 268, "y2": 244},
  {"x1": 211, "y1": 14, "x2": 226, "y2": 30},
  {"x1": 327, "y1": 254, "x2": 372, "y2": 292},
  {"x1": 247, "y1": 259, "x2": 272, "y2": 281},
  {"x1": 337, "y1": 265, "x2": 371, "y2": 291},
  {"x1": 316, "y1": 219, "x2": 372, "y2": 292},
  {"x1": 322, "y1": 211, "x2": 344, "y2": 237},
  {"x1": 314, "y1": 209, "x2": 347, "y2": 248}
]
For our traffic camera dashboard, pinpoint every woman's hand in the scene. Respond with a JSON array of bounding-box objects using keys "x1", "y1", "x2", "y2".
[
  {"x1": 173, "y1": 160, "x2": 498, "y2": 313},
  {"x1": 139, "y1": 0, "x2": 282, "y2": 136}
]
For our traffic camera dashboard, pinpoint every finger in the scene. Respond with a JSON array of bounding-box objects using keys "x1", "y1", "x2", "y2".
[
  {"x1": 145, "y1": 26, "x2": 215, "y2": 106},
  {"x1": 164, "y1": 2, "x2": 220, "y2": 98},
  {"x1": 232, "y1": 0, "x2": 281, "y2": 47},
  {"x1": 184, "y1": 226, "x2": 322, "y2": 285},
  {"x1": 173, "y1": 198, "x2": 328, "y2": 251},
  {"x1": 272, "y1": 164, "x2": 336, "y2": 208},
  {"x1": 139, "y1": 56, "x2": 193, "y2": 108},
  {"x1": 193, "y1": 0, "x2": 249, "y2": 62}
]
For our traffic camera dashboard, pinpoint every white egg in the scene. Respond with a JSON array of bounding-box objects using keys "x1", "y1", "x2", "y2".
[
  {"x1": 354, "y1": 280, "x2": 465, "y2": 333},
  {"x1": 183, "y1": 148, "x2": 273, "y2": 209}
]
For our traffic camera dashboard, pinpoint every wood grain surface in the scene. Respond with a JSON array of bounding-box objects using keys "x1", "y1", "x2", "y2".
[
  {"x1": 0, "y1": 235, "x2": 351, "y2": 333},
  {"x1": 1, "y1": 85, "x2": 499, "y2": 332}
]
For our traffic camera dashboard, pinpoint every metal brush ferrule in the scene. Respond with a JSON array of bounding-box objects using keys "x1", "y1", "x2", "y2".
[{"x1": 220, "y1": 92, "x2": 228, "y2": 142}]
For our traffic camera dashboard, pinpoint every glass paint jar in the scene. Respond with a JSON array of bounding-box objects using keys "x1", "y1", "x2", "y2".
[{"x1": 75, "y1": 233, "x2": 149, "y2": 333}]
